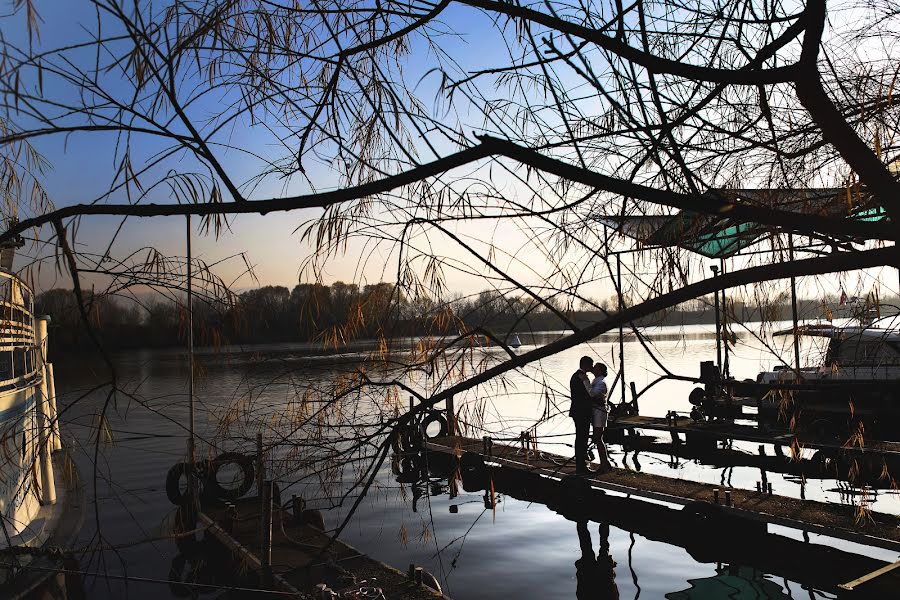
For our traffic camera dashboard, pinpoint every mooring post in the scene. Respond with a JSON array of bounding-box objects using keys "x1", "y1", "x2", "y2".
[
  {"x1": 256, "y1": 432, "x2": 264, "y2": 495},
  {"x1": 260, "y1": 479, "x2": 273, "y2": 576},
  {"x1": 629, "y1": 382, "x2": 640, "y2": 416},
  {"x1": 446, "y1": 395, "x2": 455, "y2": 436}
]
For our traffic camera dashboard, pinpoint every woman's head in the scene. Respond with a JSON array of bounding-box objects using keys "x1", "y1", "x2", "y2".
[{"x1": 592, "y1": 363, "x2": 608, "y2": 378}]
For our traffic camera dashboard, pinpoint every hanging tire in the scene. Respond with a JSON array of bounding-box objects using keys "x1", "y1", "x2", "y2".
[
  {"x1": 421, "y1": 411, "x2": 448, "y2": 439},
  {"x1": 166, "y1": 462, "x2": 206, "y2": 506},
  {"x1": 206, "y1": 452, "x2": 255, "y2": 501},
  {"x1": 399, "y1": 425, "x2": 423, "y2": 451}
]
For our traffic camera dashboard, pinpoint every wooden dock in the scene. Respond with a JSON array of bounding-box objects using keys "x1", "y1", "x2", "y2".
[
  {"x1": 425, "y1": 435, "x2": 900, "y2": 553},
  {"x1": 420, "y1": 446, "x2": 900, "y2": 596},
  {"x1": 200, "y1": 497, "x2": 445, "y2": 599}
]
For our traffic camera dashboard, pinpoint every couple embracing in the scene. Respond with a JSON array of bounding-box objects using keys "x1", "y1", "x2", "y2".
[{"x1": 569, "y1": 356, "x2": 612, "y2": 474}]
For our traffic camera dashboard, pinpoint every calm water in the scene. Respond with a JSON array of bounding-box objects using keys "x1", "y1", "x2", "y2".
[{"x1": 52, "y1": 323, "x2": 900, "y2": 599}]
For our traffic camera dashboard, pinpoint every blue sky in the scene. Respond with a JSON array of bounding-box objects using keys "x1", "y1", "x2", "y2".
[
  {"x1": 5, "y1": 1, "x2": 571, "y2": 295},
  {"x1": 2, "y1": 1, "x2": 894, "y2": 308}
]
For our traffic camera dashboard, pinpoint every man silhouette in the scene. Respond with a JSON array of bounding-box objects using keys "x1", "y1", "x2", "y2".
[{"x1": 570, "y1": 355, "x2": 594, "y2": 474}]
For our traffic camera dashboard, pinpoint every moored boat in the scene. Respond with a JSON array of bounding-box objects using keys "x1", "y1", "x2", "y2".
[{"x1": 0, "y1": 240, "x2": 82, "y2": 597}]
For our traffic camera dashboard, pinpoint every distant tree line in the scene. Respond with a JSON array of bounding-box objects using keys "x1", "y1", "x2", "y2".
[{"x1": 36, "y1": 284, "x2": 900, "y2": 355}]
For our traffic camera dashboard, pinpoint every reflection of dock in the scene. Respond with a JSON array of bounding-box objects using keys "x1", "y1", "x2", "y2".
[
  {"x1": 420, "y1": 448, "x2": 899, "y2": 597},
  {"x1": 424, "y1": 435, "x2": 900, "y2": 595},
  {"x1": 609, "y1": 414, "x2": 900, "y2": 457},
  {"x1": 425, "y1": 435, "x2": 900, "y2": 552}
]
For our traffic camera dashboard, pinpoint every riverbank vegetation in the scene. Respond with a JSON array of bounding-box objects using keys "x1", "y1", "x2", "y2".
[{"x1": 37, "y1": 283, "x2": 898, "y2": 354}]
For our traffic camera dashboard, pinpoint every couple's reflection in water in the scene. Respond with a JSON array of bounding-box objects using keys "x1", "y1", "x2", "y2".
[{"x1": 576, "y1": 520, "x2": 620, "y2": 599}]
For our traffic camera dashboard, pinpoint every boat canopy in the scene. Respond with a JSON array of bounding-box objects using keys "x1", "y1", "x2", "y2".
[
  {"x1": 596, "y1": 188, "x2": 888, "y2": 258},
  {"x1": 773, "y1": 324, "x2": 900, "y2": 341}
]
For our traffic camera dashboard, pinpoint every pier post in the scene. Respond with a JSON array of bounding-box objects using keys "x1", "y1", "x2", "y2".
[
  {"x1": 256, "y1": 432, "x2": 265, "y2": 494},
  {"x1": 260, "y1": 480, "x2": 273, "y2": 578}
]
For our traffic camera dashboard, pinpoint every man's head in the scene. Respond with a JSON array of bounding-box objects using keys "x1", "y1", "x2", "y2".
[
  {"x1": 592, "y1": 363, "x2": 608, "y2": 378},
  {"x1": 579, "y1": 356, "x2": 594, "y2": 371}
]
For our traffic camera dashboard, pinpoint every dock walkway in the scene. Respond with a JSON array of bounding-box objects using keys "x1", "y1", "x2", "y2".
[{"x1": 425, "y1": 435, "x2": 900, "y2": 553}]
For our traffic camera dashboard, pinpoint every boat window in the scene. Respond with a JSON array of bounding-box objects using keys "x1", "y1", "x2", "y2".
[
  {"x1": 13, "y1": 347, "x2": 25, "y2": 377},
  {"x1": 835, "y1": 338, "x2": 900, "y2": 366},
  {"x1": 0, "y1": 351, "x2": 11, "y2": 381}
]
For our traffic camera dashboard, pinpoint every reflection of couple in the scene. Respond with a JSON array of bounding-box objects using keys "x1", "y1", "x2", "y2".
[
  {"x1": 576, "y1": 520, "x2": 619, "y2": 599},
  {"x1": 569, "y1": 356, "x2": 611, "y2": 474}
]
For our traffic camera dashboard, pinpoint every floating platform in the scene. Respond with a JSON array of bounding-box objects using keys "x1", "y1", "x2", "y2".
[
  {"x1": 609, "y1": 415, "x2": 900, "y2": 457},
  {"x1": 425, "y1": 435, "x2": 900, "y2": 552},
  {"x1": 200, "y1": 497, "x2": 445, "y2": 599}
]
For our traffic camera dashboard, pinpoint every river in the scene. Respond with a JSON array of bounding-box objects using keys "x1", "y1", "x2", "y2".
[{"x1": 52, "y1": 322, "x2": 900, "y2": 599}]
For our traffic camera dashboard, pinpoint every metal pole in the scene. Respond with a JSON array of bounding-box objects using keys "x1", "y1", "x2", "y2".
[
  {"x1": 721, "y1": 258, "x2": 730, "y2": 379},
  {"x1": 711, "y1": 265, "x2": 723, "y2": 376},
  {"x1": 789, "y1": 236, "x2": 801, "y2": 376},
  {"x1": 186, "y1": 215, "x2": 196, "y2": 507},
  {"x1": 616, "y1": 254, "x2": 626, "y2": 406},
  {"x1": 446, "y1": 395, "x2": 455, "y2": 437}
]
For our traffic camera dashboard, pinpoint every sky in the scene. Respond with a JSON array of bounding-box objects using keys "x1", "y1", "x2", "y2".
[
  {"x1": 1, "y1": 0, "x2": 896, "y2": 308},
  {"x1": 4, "y1": 1, "x2": 562, "y2": 295}
]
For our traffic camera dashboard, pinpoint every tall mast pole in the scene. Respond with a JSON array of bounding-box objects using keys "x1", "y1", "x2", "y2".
[
  {"x1": 186, "y1": 215, "x2": 196, "y2": 506},
  {"x1": 789, "y1": 235, "x2": 801, "y2": 376},
  {"x1": 711, "y1": 265, "x2": 723, "y2": 376},
  {"x1": 721, "y1": 258, "x2": 730, "y2": 379}
]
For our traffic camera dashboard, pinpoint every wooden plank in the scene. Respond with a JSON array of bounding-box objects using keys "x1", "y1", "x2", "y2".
[{"x1": 838, "y1": 559, "x2": 900, "y2": 591}]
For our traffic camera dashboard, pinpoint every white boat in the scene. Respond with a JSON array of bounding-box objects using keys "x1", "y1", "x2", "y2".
[
  {"x1": 0, "y1": 243, "x2": 81, "y2": 596},
  {"x1": 733, "y1": 323, "x2": 900, "y2": 438}
]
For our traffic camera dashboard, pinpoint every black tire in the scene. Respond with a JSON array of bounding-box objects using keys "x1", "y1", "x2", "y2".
[
  {"x1": 421, "y1": 411, "x2": 449, "y2": 439},
  {"x1": 399, "y1": 425, "x2": 423, "y2": 451},
  {"x1": 688, "y1": 387, "x2": 705, "y2": 407},
  {"x1": 206, "y1": 452, "x2": 255, "y2": 501},
  {"x1": 166, "y1": 463, "x2": 205, "y2": 506}
]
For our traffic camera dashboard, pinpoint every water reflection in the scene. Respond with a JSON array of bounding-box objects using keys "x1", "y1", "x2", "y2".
[
  {"x1": 667, "y1": 565, "x2": 793, "y2": 599},
  {"x1": 575, "y1": 521, "x2": 619, "y2": 600},
  {"x1": 395, "y1": 449, "x2": 895, "y2": 599}
]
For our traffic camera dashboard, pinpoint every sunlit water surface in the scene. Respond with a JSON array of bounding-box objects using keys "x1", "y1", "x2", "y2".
[{"x1": 53, "y1": 322, "x2": 900, "y2": 599}]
